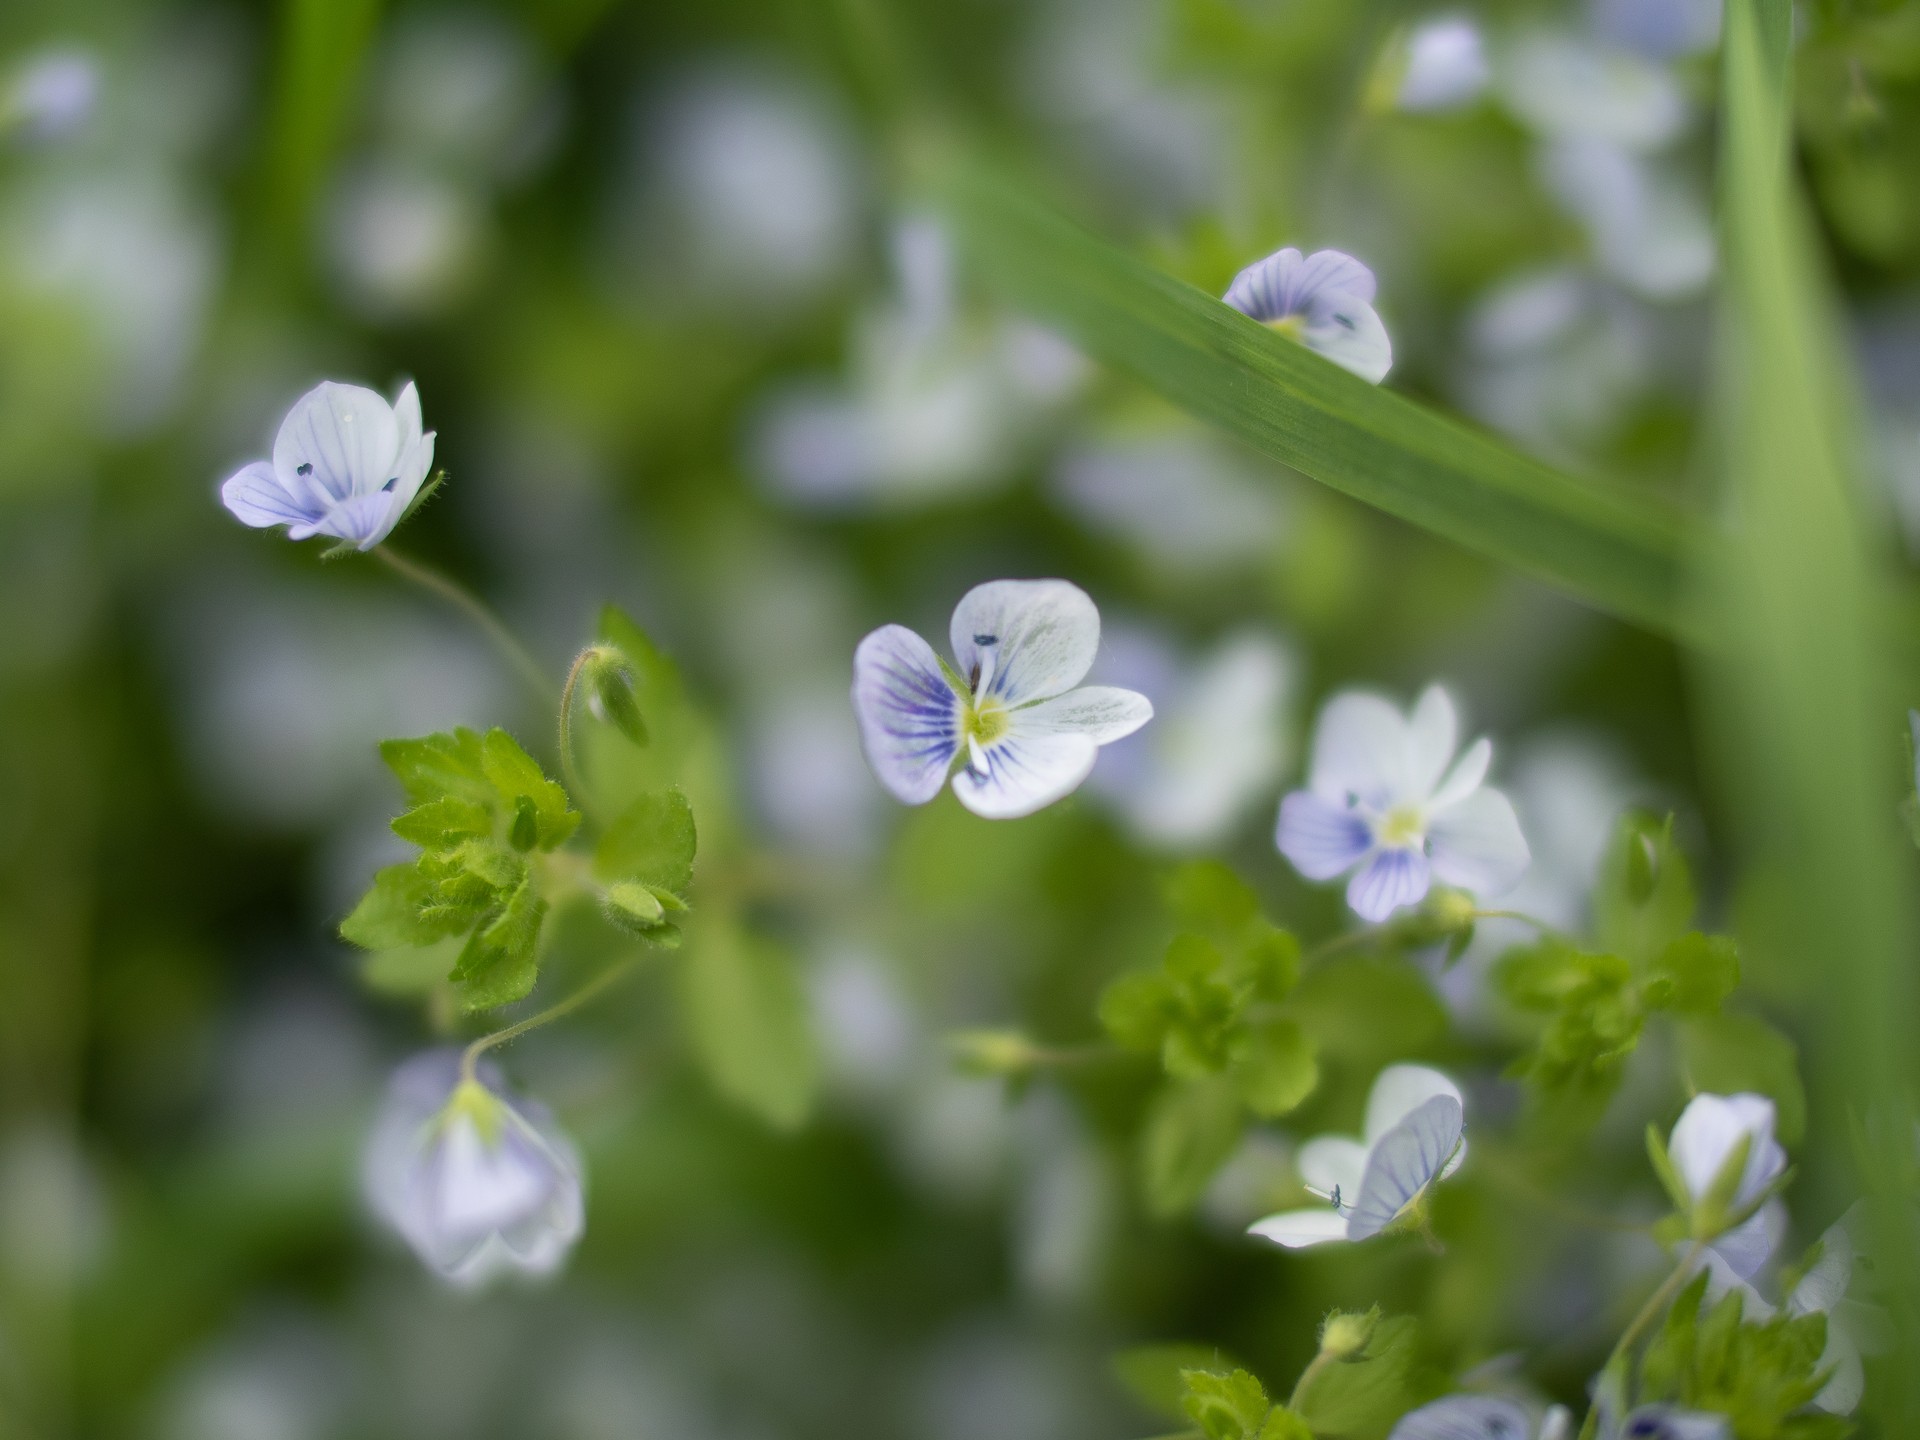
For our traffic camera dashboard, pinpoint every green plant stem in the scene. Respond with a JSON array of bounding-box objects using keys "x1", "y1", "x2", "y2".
[
  {"x1": 1574, "y1": 1240, "x2": 1707, "y2": 1440},
  {"x1": 1026, "y1": 1041, "x2": 1126, "y2": 1069},
  {"x1": 1302, "y1": 927, "x2": 1378, "y2": 967},
  {"x1": 1287, "y1": 1349, "x2": 1337, "y2": 1412},
  {"x1": 374, "y1": 545, "x2": 552, "y2": 702},
  {"x1": 557, "y1": 647, "x2": 593, "y2": 813},
  {"x1": 460, "y1": 955, "x2": 642, "y2": 1084}
]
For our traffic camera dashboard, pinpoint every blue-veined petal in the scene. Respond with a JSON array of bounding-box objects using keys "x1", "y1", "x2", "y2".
[
  {"x1": 1348, "y1": 1093, "x2": 1462, "y2": 1239},
  {"x1": 1295, "y1": 248, "x2": 1377, "y2": 305},
  {"x1": 220, "y1": 459, "x2": 322, "y2": 529},
  {"x1": 950, "y1": 728, "x2": 1098, "y2": 819},
  {"x1": 1388, "y1": 1395, "x2": 1533, "y2": 1440},
  {"x1": 1247, "y1": 1206, "x2": 1351, "y2": 1248},
  {"x1": 1347, "y1": 846, "x2": 1431, "y2": 921},
  {"x1": 273, "y1": 380, "x2": 402, "y2": 504},
  {"x1": 1277, "y1": 791, "x2": 1373, "y2": 880},
  {"x1": 851, "y1": 625, "x2": 961, "y2": 805},
  {"x1": 1223, "y1": 246, "x2": 1307, "y2": 323},
  {"x1": 1363, "y1": 1064, "x2": 1464, "y2": 1148},
  {"x1": 1302, "y1": 291, "x2": 1393, "y2": 383},
  {"x1": 1016, "y1": 684, "x2": 1152, "y2": 743},
  {"x1": 295, "y1": 490, "x2": 408, "y2": 550},
  {"x1": 1426, "y1": 787, "x2": 1530, "y2": 896},
  {"x1": 950, "y1": 578, "x2": 1100, "y2": 705}
]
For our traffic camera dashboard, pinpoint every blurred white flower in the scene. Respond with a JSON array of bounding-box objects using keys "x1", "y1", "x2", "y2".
[
  {"x1": 853, "y1": 579, "x2": 1151, "y2": 819},
  {"x1": 810, "y1": 947, "x2": 918, "y2": 1096},
  {"x1": 1249, "y1": 1064, "x2": 1466, "y2": 1247},
  {"x1": 1393, "y1": 18, "x2": 1492, "y2": 114},
  {"x1": 1048, "y1": 429, "x2": 1285, "y2": 574},
  {"x1": 1501, "y1": 33, "x2": 1688, "y2": 151},
  {"x1": 1591, "y1": 0, "x2": 1721, "y2": 60},
  {"x1": 1389, "y1": 1396, "x2": 1572, "y2": 1440},
  {"x1": 1224, "y1": 247, "x2": 1394, "y2": 383},
  {"x1": 1089, "y1": 626, "x2": 1295, "y2": 848},
  {"x1": 1666, "y1": 1092, "x2": 1787, "y2": 1243},
  {"x1": 3, "y1": 46, "x2": 100, "y2": 144},
  {"x1": 156, "y1": 1313, "x2": 352, "y2": 1440},
  {"x1": 1277, "y1": 684, "x2": 1529, "y2": 923},
  {"x1": 1596, "y1": 1405, "x2": 1730, "y2": 1440},
  {"x1": 0, "y1": 1122, "x2": 108, "y2": 1292},
  {"x1": 363, "y1": 1050, "x2": 585, "y2": 1288},
  {"x1": 374, "y1": 10, "x2": 554, "y2": 179},
  {"x1": 220, "y1": 380, "x2": 436, "y2": 551},
  {"x1": 1539, "y1": 136, "x2": 1714, "y2": 300},
  {"x1": 327, "y1": 161, "x2": 483, "y2": 318}
]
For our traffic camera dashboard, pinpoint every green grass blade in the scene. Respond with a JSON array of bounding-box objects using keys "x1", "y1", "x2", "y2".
[
  {"x1": 1709, "y1": 0, "x2": 1920, "y2": 1419},
  {"x1": 926, "y1": 153, "x2": 1696, "y2": 637}
]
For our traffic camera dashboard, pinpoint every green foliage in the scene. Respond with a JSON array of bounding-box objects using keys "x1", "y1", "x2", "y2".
[
  {"x1": 1111, "y1": 1344, "x2": 1242, "y2": 1422},
  {"x1": 595, "y1": 789, "x2": 697, "y2": 943},
  {"x1": 1285, "y1": 956, "x2": 1449, "y2": 1068},
  {"x1": 1179, "y1": 1368, "x2": 1311, "y2": 1440},
  {"x1": 1640, "y1": 1274, "x2": 1850, "y2": 1439},
  {"x1": 582, "y1": 644, "x2": 649, "y2": 747},
  {"x1": 1496, "y1": 941, "x2": 1644, "y2": 1126},
  {"x1": 1594, "y1": 812, "x2": 1696, "y2": 966},
  {"x1": 678, "y1": 914, "x2": 819, "y2": 1132},
  {"x1": 1291, "y1": 1310, "x2": 1427, "y2": 1440},
  {"x1": 1140, "y1": 1076, "x2": 1245, "y2": 1217},
  {"x1": 1682, "y1": 1012, "x2": 1809, "y2": 1145}
]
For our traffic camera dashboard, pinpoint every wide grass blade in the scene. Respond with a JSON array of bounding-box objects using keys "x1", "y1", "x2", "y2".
[{"x1": 926, "y1": 153, "x2": 1696, "y2": 638}]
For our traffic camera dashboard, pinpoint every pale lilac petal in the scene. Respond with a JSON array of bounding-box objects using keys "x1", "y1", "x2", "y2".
[
  {"x1": 1429, "y1": 736, "x2": 1491, "y2": 811},
  {"x1": 299, "y1": 490, "x2": 408, "y2": 550},
  {"x1": 1016, "y1": 685, "x2": 1152, "y2": 744},
  {"x1": 1388, "y1": 1396, "x2": 1532, "y2": 1440},
  {"x1": 1426, "y1": 787, "x2": 1530, "y2": 896},
  {"x1": 852, "y1": 624, "x2": 961, "y2": 805},
  {"x1": 1297, "y1": 1136, "x2": 1368, "y2": 1200},
  {"x1": 392, "y1": 380, "x2": 424, "y2": 454},
  {"x1": 1276, "y1": 790, "x2": 1373, "y2": 880},
  {"x1": 1248, "y1": 1207, "x2": 1350, "y2": 1248},
  {"x1": 1349, "y1": 1094, "x2": 1462, "y2": 1239},
  {"x1": 1405, "y1": 685, "x2": 1459, "y2": 798},
  {"x1": 1296, "y1": 249, "x2": 1378, "y2": 305},
  {"x1": 1363, "y1": 1064, "x2": 1463, "y2": 1146},
  {"x1": 1711, "y1": 1197, "x2": 1786, "y2": 1280},
  {"x1": 1301, "y1": 294, "x2": 1394, "y2": 383},
  {"x1": 950, "y1": 579, "x2": 1100, "y2": 706},
  {"x1": 1223, "y1": 247, "x2": 1306, "y2": 322},
  {"x1": 221, "y1": 460, "x2": 320, "y2": 530},
  {"x1": 1346, "y1": 847, "x2": 1430, "y2": 921},
  {"x1": 1789, "y1": 1215, "x2": 1855, "y2": 1316},
  {"x1": 1396, "y1": 20, "x2": 1493, "y2": 114},
  {"x1": 272, "y1": 380, "x2": 402, "y2": 504},
  {"x1": 1308, "y1": 690, "x2": 1414, "y2": 805},
  {"x1": 950, "y1": 729, "x2": 1098, "y2": 819},
  {"x1": 1668, "y1": 1093, "x2": 1785, "y2": 1211}
]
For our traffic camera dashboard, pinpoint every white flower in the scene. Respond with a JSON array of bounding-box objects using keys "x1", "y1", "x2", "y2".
[
  {"x1": 1598, "y1": 1406, "x2": 1730, "y2": 1440},
  {"x1": 1539, "y1": 137, "x2": 1714, "y2": 301},
  {"x1": 1249, "y1": 1064, "x2": 1466, "y2": 1248},
  {"x1": 1223, "y1": 247, "x2": 1394, "y2": 383},
  {"x1": 852, "y1": 579, "x2": 1153, "y2": 819},
  {"x1": 1277, "y1": 684, "x2": 1530, "y2": 923},
  {"x1": 3, "y1": 47, "x2": 100, "y2": 144},
  {"x1": 1666, "y1": 1092, "x2": 1787, "y2": 1233},
  {"x1": 362, "y1": 1051, "x2": 584, "y2": 1288},
  {"x1": 1500, "y1": 33, "x2": 1688, "y2": 151},
  {"x1": 220, "y1": 380, "x2": 437, "y2": 551},
  {"x1": 1390, "y1": 1397, "x2": 1571, "y2": 1440},
  {"x1": 1591, "y1": 0, "x2": 1721, "y2": 60},
  {"x1": 1394, "y1": 18, "x2": 1492, "y2": 114}
]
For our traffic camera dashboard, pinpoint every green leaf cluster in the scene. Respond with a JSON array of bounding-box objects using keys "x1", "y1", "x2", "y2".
[
  {"x1": 1180, "y1": 1368, "x2": 1311, "y2": 1440},
  {"x1": 341, "y1": 727, "x2": 582, "y2": 1010},
  {"x1": 594, "y1": 788, "x2": 696, "y2": 944},
  {"x1": 1291, "y1": 1310, "x2": 1427, "y2": 1440},
  {"x1": 1639, "y1": 1274, "x2": 1850, "y2": 1440}
]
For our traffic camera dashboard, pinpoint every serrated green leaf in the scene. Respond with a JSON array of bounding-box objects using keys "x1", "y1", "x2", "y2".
[
  {"x1": 1681, "y1": 1011, "x2": 1808, "y2": 1145},
  {"x1": 1111, "y1": 1344, "x2": 1241, "y2": 1423},
  {"x1": 390, "y1": 796, "x2": 493, "y2": 850},
  {"x1": 1231, "y1": 1018, "x2": 1318, "y2": 1119},
  {"x1": 678, "y1": 915, "x2": 818, "y2": 1130},
  {"x1": 1099, "y1": 969, "x2": 1177, "y2": 1053},
  {"x1": 449, "y1": 881, "x2": 548, "y2": 1011},
  {"x1": 380, "y1": 728, "x2": 491, "y2": 805},
  {"x1": 480, "y1": 728, "x2": 578, "y2": 850},
  {"x1": 1182, "y1": 1368, "x2": 1270, "y2": 1440},
  {"x1": 928, "y1": 153, "x2": 1693, "y2": 635},
  {"x1": 596, "y1": 789, "x2": 697, "y2": 897},
  {"x1": 1139, "y1": 1076, "x2": 1244, "y2": 1217},
  {"x1": 357, "y1": 938, "x2": 461, "y2": 998},
  {"x1": 340, "y1": 864, "x2": 465, "y2": 950},
  {"x1": 1594, "y1": 812, "x2": 1696, "y2": 965}
]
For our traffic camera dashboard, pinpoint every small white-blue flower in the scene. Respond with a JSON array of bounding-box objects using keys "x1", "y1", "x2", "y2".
[
  {"x1": 1249, "y1": 1063, "x2": 1466, "y2": 1248},
  {"x1": 2, "y1": 47, "x2": 100, "y2": 144},
  {"x1": 362, "y1": 1050, "x2": 584, "y2": 1289},
  {"x1": 220, "y1": 379, "x2": 437, "y2": 551},
  {"x1": 1223, "y1": 247, "x2": 1393, "y2": 383},
  {"x1": 1666, "y1": 1091, "x2": 1787, "y2": 1235},
  {"x1": 1390, "y1": 1396, "x2": 1571, "y2": 1440},
  {"x1": 1277, "y1": 684, "x2": 1529, "y2": 923},
  {"x1": 1393, "y1": 18, "x2": 1493, "y2": 114},
  {"x1": 852, "y1": 579, "x2": 1153, "y2": 820}
]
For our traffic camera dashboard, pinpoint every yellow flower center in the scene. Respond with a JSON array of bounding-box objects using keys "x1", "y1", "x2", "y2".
[
  {"x1": 963, "y1": 697, "x2": 1010, "y2": 749},
  {"x1": 1266, "y1": 314, "x2": 1307, "y2": 341},
  {"x1": 1375, "y1": 803, "x2": 1426, "y2": 848}
]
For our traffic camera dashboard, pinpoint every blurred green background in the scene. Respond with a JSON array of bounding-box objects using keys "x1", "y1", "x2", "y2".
[{"x1": 2, "y1": 0, "x2": 1917, "y2": 1435}]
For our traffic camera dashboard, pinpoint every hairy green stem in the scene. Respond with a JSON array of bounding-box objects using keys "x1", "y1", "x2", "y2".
[
  {"x1": 1574, "y1": 1240, "x2": 1707, "y2": 1440},
  {"x1": 460, "y1": 955, "x2": 642, "y2": 1084},
  {"x1": 374, "y1": 545, "x2": 552, "y2": 701},
  {"x1": 556, "y1": 647, "x2": 594, "y2": 813}
]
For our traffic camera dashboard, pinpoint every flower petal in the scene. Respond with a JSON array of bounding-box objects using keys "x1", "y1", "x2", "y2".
[
  {"x1": 392, "y1": 380, "x2": 424, "y2": 455},
  {"x1": 1296, "y1": 249, "x2": 1378, "y2": 305},
  {"x1": 1223, "y1": 246, "x2": 1306, "y2": 323},
  {"x1": 1364, "y1": 1064, "x2": 1464, "y2": 1147},
  {"x1": 272, "y1": 380, "x2": 402, "y2": 504},
  {"x1": 1406, "y1": 684, "x2": 1460, "y2": 798},
  {"x1": 1349, "y1": 1094, "x2": 1462, "y2": 1239},
  {"x1": 950, "y1": 578, "x2": 1100, "y2": 705},
  {"x1": 852, "y1": 624, "x2": 961, "y2": 805},
  {"x1": 950, "y1": 729, "x2": 1098, "y2": 819},
  {"x1": 1387, "y1": 1396, "x2": 1533, "y2": 1440},
  {"x1": 1346, "y1": 847, "x2": 1431, "y2": 922},
  {"x1": 1276, "y1": 790, "x2": 1374, "y2": 880},
  {"x1": 1614, "y1": 1407, "x2": 1731, "y2": 1440},
  {"x1": 1668, "y1": 1093, "x2": 1785, "y2": 1211},
  {"x1": 1426, "y1": 787, "x2": 1530, "y2": 897},
  {"x1": 1308, "y1": 690, "x2": 1415, "y2": 806},
  {"x1": 220, "y1": 459, "x2": 320, "y2": 530},
  {"x1": 1297, "y1": 1136, "x2": 1368, "y2": 1200},
  {"x1": 296, "y1": 491, "x2": 408, "y2": 551},
  {"x1": 1301, "y1": 295, "x2": 1394, "y2": 383},
  {"x1": 1247, "y1": 1207, "x2": 1350, "y2": 1249},
  {"x1": 1711, "y1": 1197, "x2": 1786, "y2": 1281},
  {"x1": 1017, "y1": 684, "x2": 1153, "y2": 744},
  {"x1": 1789, "y1": 1215, "x2": 1855, "y2": 1316},
  {"x1": 1429, "y1": 736, "x2": 1491, "y2": 811}
]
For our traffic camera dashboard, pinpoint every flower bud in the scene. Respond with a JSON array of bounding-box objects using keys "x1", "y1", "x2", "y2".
[
  {"x1": 582, "y1": 646, "x2": 648, "y2": 747},
  {"x1": 1317, "y1": 1307, "x2": 1377, "y2": 1360},
  {"x1": 1665, "y1": 1092, "x2": 1786, "y2": 1241},
  {"x1": 947, "y1": 1029, "x2": 1041, "y2": 1077}
]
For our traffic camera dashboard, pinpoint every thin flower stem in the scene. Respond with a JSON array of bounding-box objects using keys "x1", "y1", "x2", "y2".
[
  {"x1": 374, "y1": 545, "x2": 552, "y2": 702},
  {"x1": 1302, "y1": 926, "x2": 1379, "y2": 966},
  {"x1": 460, "y1": 955, "x2": 643, "y2": 1085},
  {"x1": 557, "y1": 647, "x2": 594, "y2": 813},
  {"x1": 1026, "y1": 1041, "x2": 1126, "y2": 1069},
  {"x1": 1287, "y1": 1349, "x2": 1337, "y2": 1412},
  {"x1": 1473, "y1": 908, "x2": 1569, "y2": 937},
  {"x1": 1574, "y1": 1240, "x2": 1707, "y2": 1440}
]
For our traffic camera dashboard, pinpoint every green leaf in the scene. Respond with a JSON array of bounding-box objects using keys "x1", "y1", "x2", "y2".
[
  {"x1": 1291, "y1": 1312, "x2": 1424, "y2": 1440},
  {"x1": 1640, "y1": 1271, "x2": 1843, "y2": 1435},
  {"x1": 390, "y1": 796, "x2": 492, "y2": 851},
  {"x1": 340, "y1": 864, "x2": 466, "y2": 950},
  {"x1": 927, "y1": 153, "x2": 1693, "y2": 635},
  {"x1": 1139, "y1": 1077, "x2": 1244, "y2": 1217},
  {"x1": 596, "y1": 789, "x2": 698, "y2": 898},
  {"x1": 1681, "y1": 1012, "x2": 1808, "y2": 1145},
  {"x1": 1646, "y1": 1124, "x2": 1693, "y2": 1214},
  {"x1": 357, "y1": 938, "x2": 461, "y2": 999},
  {"x1": 449, "y1": 881, "x2": 548, "y2": 1011},
  {"x1": 1593, "y1": 812, "x2": 1696, "y2": 965},
  {"x1": 1494, "y1": 942, "x2": 1643, "y2": 1129},
  {"x1": 678, "y1": 916, "x2": 818, "y2": 1130},
  {"x1": 480, "y1": 728, "x2": 578, "y2": 850},
  {"x1": 380, "y1": 728, "x2": 492, "y2": 806},
  {"x1": 1230, "y1": 1018, "x2": 1318, "y2": 1119},
  {"x1": 1645, "y1": 932, "x2": 1741, "y2": 1015},
  {"x1": 1111, "y1": 1344, "x2": 1241, "y2": 1422},
  {"x1": 1098, "y1": 969, "x2": 1178, "y2": 1053},
  {"x1": 1182, "y1": 1368, "x2": 1270, "y2": 1440}
]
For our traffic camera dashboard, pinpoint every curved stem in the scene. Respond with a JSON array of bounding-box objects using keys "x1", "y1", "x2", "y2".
[
  {"x1": 1287, "y1": 1349, "x2": 1337, "y2": 1412},
  {"x1": 460, "y1": 955, "x2": 643, "y2": 1085},
  {"x1": 1574, "y1": 1240, "x2": 1707, "y2": 1440},
  {"x1": 557, "y1": 647, "x2": 593, "y2": 810},
  {"x1": 374, "y1": 545, "x2": 552, "y2": 702},
  {"x1": 1303, "y1": 926, "x2": 1379, "y2": 967}
]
